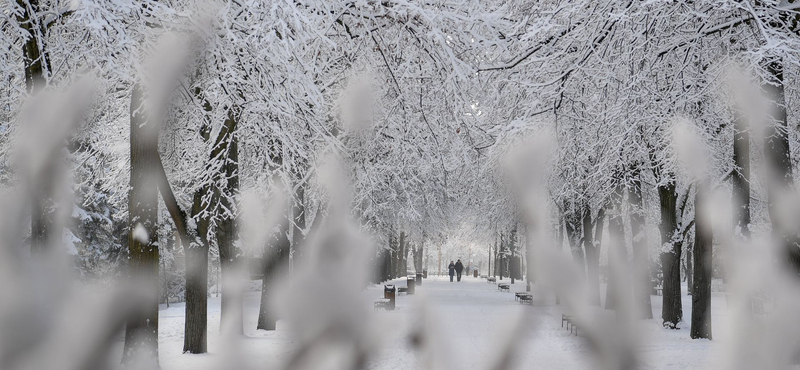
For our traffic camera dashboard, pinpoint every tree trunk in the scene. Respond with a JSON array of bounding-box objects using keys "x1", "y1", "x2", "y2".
[
  {"x1": 122, "y1": 85, "x2": 160, "y2": 364},
  {"x1": 510, "y1": 227, "x2": 517, "y2": 284},
  {"x1": 389, "y1": 235, "x2": 396, "y2": 279},
  {"x1": 183, "y1": 196, "x2": 209, "y2": 353},
  {"x1": 291, "y1": 172, "x2": 307, "y2": 261},
  {"x1": 584, "y1": 207, "x2": 603, "y2": 306},
  {"x1": 605, "y1": 183, "x2": 625, "y2": 311},
  {"x1": 183, "y1": 109, "x2": 240, "y2": 350},
  {"x1": 732, "y1": 112, "x2": 751, "y2": 239},
  {"x1": 18, "y1": 0, "x2": 57, "y2": 253},
  {"x1": 399, "y1": 231, "x2": 407, "y2": 275},
  {"x1": 491, "y1": 239, "x2": 496, "y2": 278},
  {"x1": 499, "y1": 233, "x2": 506, "y2": 279},
  {"x1": 762, "y1": 60, "x2": 800, "y2": 276},
  {"x1": 16, "y1": 0, "x2": 49, "y2": 92},
  {"x1": 658, "y1": 181, "x2": 682, "y2": 328},
  {"x1": 564, "y1": 209, "x2": 585, "y2": 278},
  {"x1": 218, "y1": 115, "x2": 241, "y2": 335},
  {"x1": 686, "y1": 241, "x2": 694, "y2": 296},
  {"x1": 629, "y1": 168, "x2": 653, "y2": 319},
  {"x1": 257, "y1": 218, "x2": 290, "y2": 331},
  {"x1": 691, "y1": 182, "x2": 712, "y2": 339}
]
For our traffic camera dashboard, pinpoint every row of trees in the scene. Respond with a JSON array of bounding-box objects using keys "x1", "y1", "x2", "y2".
[
  {"x1": 469, "y1": 0, "x2": 800, "y2": 341},
  {"x1": 3, "y1": 1, "x2": 799, "y2": 366},
  {"x1": 2, "y1": 0, "x2": 511, "y2": 365}
]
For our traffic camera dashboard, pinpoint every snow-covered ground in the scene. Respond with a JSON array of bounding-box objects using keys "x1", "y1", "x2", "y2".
[{"x1": 137, "y1": 276, "x2": 727, "y2": 369}]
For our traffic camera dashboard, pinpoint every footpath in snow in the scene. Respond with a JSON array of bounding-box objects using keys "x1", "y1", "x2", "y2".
[{"x1": 150, "y1": 275, "x2": 726, "y2": 370}]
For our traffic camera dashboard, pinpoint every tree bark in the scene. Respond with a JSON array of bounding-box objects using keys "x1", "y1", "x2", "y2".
[
  {"x1": 291, "y1": 171, "x2": 306, "y2": 261},
  {"x1": 605, "y1": 183, "x2": 625, "y2": 311},
  {"x1": 732, "y1": 112, "x2": 751, "y2": 239},
  {"x1": 17, "y1": 0, "x2": 57, "y2": 253},
  {"x1": 122, "y1": 85, "x2": 160, "y2": 364},
  {"x1": 399, "y1": 231, "x2": 407, "y2": 275},
  {"x1": 510, "y1": 227, "x2": 517, "y2": 284},
  {"x1": 217, "y1": 113, "x2": 241, "y2": 335},
  {"x1": 691, "y1": 182, "x2": 712, "y2": 339},
  {"x1": 183, "y1": 186, "x2": 209, "y2": 353},
  {"x1": 629, "y1": 168, "x2": 653, "y2": 319},
  {"x1": 762, "y1": 60, "x2": 800, "y2": 276},
  {"x1": 658, "y1": 180, "x2": 682, "y2": 328},
  {"x1": 564, "y1": 209, "x2": 585, "y2": 278},
  {"x1": 686, "y1": 241, "x2": 694, "y2": 296},
  {"x1": 257, "y1": 216, "x2": 290, "y2": 331},
  {"x1": 584, "y1": 207, "x2": 604, "y2": 306}
]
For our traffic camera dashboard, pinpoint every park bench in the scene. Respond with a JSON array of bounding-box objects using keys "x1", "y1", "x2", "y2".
[
  {"x1": 655, "y1": 285, "x2": 663, "y2": 296},
  {"x1": 515, "y1": 292, "x2": 533, "y2": 305},
  {"x1": 561, "y1": 314, "x2": 578, "y2": 336},
  {"x1": 487, "y1": 277, "x2": 496, "y2": 283},
  {"x1": 397, "y1": 286, "x2": 408, "y2": 294},
  {"x1": 498, "y1": 283, "x2": 510, "y2": 292},
  {"x1": 374, "y1": 298, "x2": 391, "y2": 312}
]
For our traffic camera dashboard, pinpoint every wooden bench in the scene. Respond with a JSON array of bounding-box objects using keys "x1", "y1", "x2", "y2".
[
  {"x1": 487, "y1": 277, "x2": 497, "y2": 283},
  {"x1": 561, "y1": 314, "x2": 578, "y2": 336},
  {"x1": 498, "y1": 283, "x2": 510, "y2": 292},
  {"x1": 515, "y1": 292, "x2": 533, "y2": 304},
  {"x1": 397, "y1": 286, "x2": 408, "y2": 294},
  {"x1": 374, "y1": 298, "x2": 391, "y2": 312}
]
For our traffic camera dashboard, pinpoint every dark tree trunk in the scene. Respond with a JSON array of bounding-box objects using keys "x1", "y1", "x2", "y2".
[
  {"x1": 556, "y1": 213, "x2": 565, "y2": 305},
  {"x1": 123, "y1": 85, "x2": 160, "y2": 363},
  {"x1": 732, "y1": 113, "x2": 751, "y2": 239},
  {"x1": 605, "y1": 183, "x2": 625, "y2": 311},
  {"x1": 389, "y1": 236, "x2": 396, "y2": 279},
  {"x1": 183, "y1": 195, "x2": 209, "y2": 353},
  {"x1": 500, "y1": 233, "x2": 506, "y2": 279},
  {"x1": 762, "y1": 60, "x2": 800, "y2": 276},
  {"x1": 564, "y1": 209, "x2": 585, "y2": 278},
  {"x1": 629, "y1": 168, "x2": 653, "y2": 319},
  {"x1": 291, "y1": 171, "x2": 307, "y2": 259},
  {"x1": 399, "y1": 231, "x2": 407, "y2": 275},
  {"x1": 183, "y1": 165, "x2": 212, "y2": 354},
  {"x1": 510, "y1": 227, "x2": 517, "y2": 284},
  {"x1": 383, "y1": 249, "x2": 392, "y2": 282},
  {"x1": 492, "y1": 238, "x2": 497, "y2": 278},
  {"x1": 16, "y1": 0, "x2": 49, "y2": 93},
  {"x1": 584, "y1": 207, "x2": 603, "y2": 305},
  {"x1": 183, "y1": 109, "x2": 240, "y2": 351},
  {"x1": 257, "y1": 219, "x2": 290, "y2": 331},
  {"x1": 686, "y1": 241, "x2": 694, "y2": 296},
  {"x1": 17, "y1": 0, "x2": 57, "y2": 253},
  {"x1": 691, "y1": 183, "x2": 713, "y2": 339},
  {"x1": 658, "y1": 181, "x2": 682, "y2": 328},
  {"x1": 218, "y1": 114, "x2": 241, "y2": 335}
]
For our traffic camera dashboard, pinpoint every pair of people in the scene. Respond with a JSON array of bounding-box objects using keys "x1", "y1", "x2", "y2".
[{"x1": 448, "y1": 259, "x2": 464, "y2": 282}]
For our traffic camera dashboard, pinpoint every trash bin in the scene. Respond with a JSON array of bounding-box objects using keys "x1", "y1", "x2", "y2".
[
  {"x1": 473, "y1": 270, "x2": 478, "y2": 278},
  {"x1": 416, "y1": 272, "x2": 423, "y2": 286},
  {"x1": 406, "y1": 276, "x2": 415, "y2": 295},
  {"x1": 422, "y1": 269, "x2": 427, "y2": 279},
  {"x1": 384, "y1": 284, "x2": 396, "y2": 310}
]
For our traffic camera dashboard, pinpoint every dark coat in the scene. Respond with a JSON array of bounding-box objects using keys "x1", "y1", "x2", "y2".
[
  {"x1": 448, "y1": 263, "x2": 455, "y2": 276},
  {"x1": 454, "y1": 261, "x2": 464, "y2": 273}
]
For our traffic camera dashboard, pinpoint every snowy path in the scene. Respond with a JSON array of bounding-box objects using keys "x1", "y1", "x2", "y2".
[{"x1": 146, "y1": 276, "x2": 725, "y2": 370}]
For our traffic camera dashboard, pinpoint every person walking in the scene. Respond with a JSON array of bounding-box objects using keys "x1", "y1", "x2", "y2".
[
  {"x1": 455, "y1": 259, "x2": 464, "y2": 282},
  {"x1": 448, "y1": 261, "x2": 456, "y2": 282}
]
